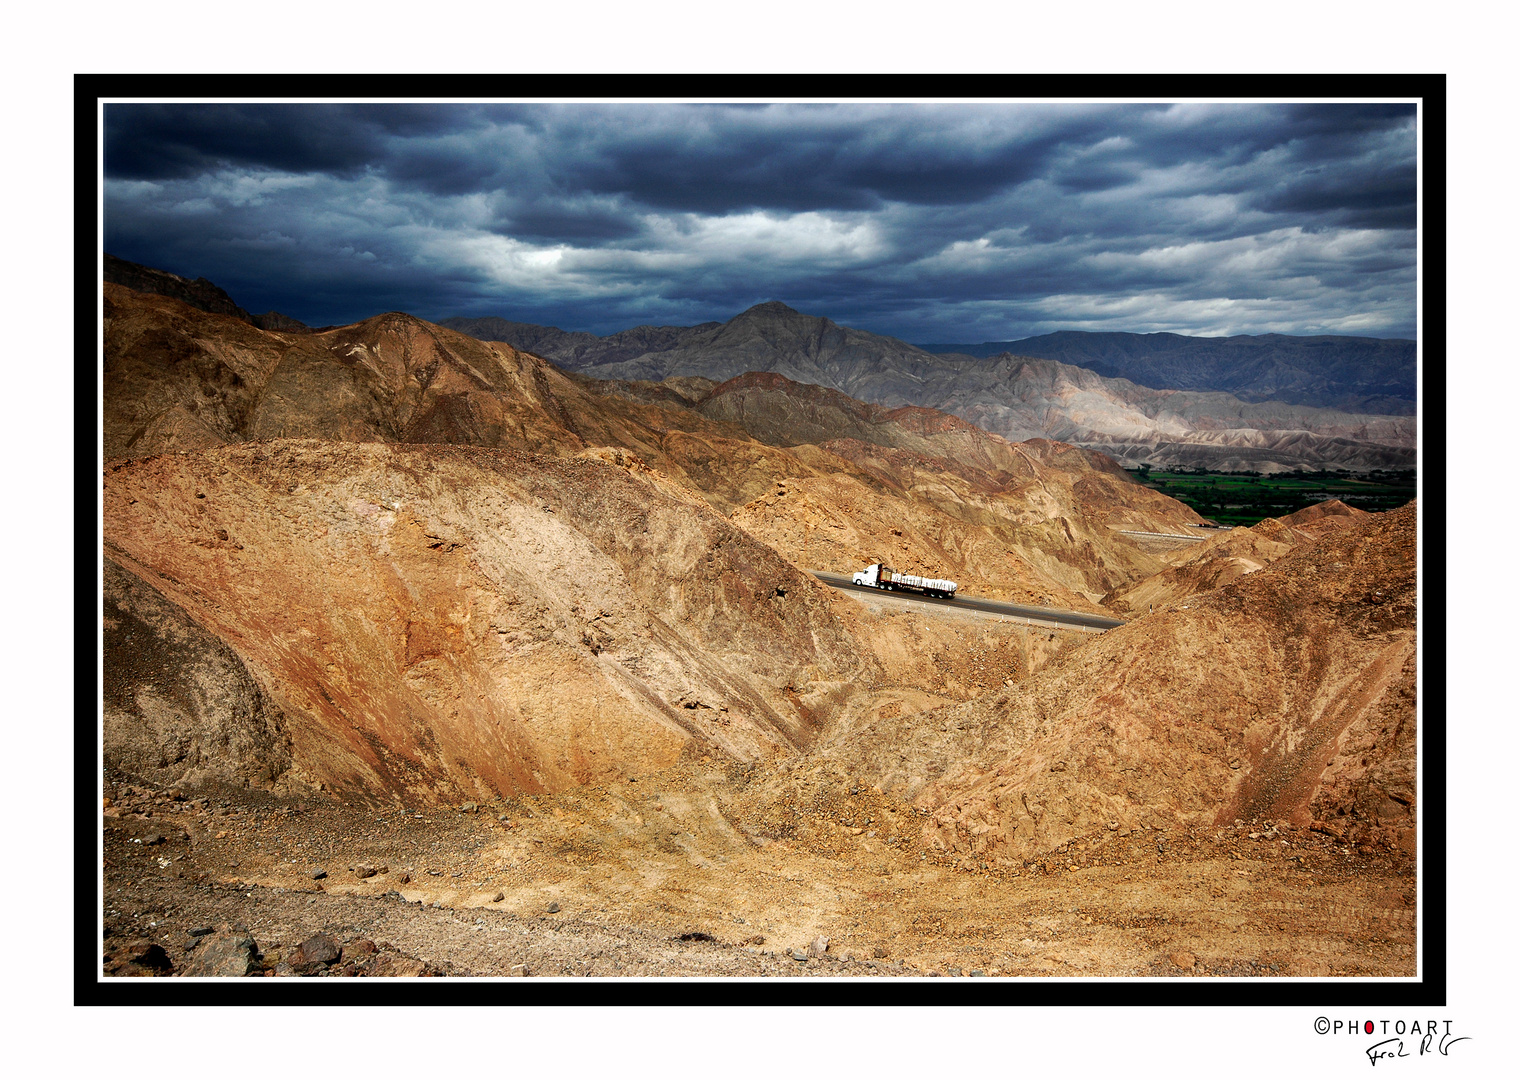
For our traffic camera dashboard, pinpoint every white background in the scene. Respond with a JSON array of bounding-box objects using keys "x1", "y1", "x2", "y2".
[{"x1": 8, "y1": 5, "x2": 1510, "y2": 1076}]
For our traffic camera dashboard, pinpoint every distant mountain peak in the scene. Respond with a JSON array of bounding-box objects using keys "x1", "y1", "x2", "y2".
[{"x1": 740, "y1": 301, "x2": 802, "y2": 317}]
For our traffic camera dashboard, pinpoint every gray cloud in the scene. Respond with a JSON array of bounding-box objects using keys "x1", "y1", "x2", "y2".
[{"x1": 102, "y1": 101, "x2": 1419, "y2": 341}]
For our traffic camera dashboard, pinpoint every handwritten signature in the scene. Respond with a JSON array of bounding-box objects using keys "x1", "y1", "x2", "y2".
[{"x1": 1365, "y1": 1033, "x2": 1472, "y2": 1065}]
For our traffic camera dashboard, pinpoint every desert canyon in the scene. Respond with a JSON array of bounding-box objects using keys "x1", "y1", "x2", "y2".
[{"x1": 99, "y1": 266, "x2": 1419, "y2": 981}]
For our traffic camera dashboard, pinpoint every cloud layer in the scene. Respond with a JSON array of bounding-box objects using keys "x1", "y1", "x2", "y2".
[{"x1": 103, "y1": 101, "x2": 1419, "y2": 341}]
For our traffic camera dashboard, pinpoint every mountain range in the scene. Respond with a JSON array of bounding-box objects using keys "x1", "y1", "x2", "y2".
[
  {"x1": 103, "y1": 254, "x2": 1416, "y2": 474},
  {"x1": 100, "y1": 271, "x2": 1418, "y2": 977},
  {"x1": 443, "y1": 303, "x2": 1415, "y2": 473},
  {"x1": 103, "y1": 283, "x2": 1202, "y2": 611},
  {"x1": 916, "y1": 330, "x2": 1415, "y2": 415},
  {"x1": 104, "y1": 277, "x2": 1410, "y2": 815}
]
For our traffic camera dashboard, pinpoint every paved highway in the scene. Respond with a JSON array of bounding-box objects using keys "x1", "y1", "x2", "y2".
[
  {"x1": 1116, "y1": 529, "x2": 1205, "y2": 543},
  {"x1": 809, "y1": 572, "x2": 1126, "y2": 632}
]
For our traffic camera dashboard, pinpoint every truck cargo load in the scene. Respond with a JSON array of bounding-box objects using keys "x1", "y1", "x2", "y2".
[{"x1": 851, "y1": 563, "x2": 957, "y2": 599}]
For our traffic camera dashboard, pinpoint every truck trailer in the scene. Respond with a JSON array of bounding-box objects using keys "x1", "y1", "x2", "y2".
[{"x1": 851, "y1": 563, "x2": 958, "y2": 599}]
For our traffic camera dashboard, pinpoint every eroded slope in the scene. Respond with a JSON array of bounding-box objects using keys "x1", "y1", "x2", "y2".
[
  {"x1": 103, "y1": 440, "x2": 876, "y2": 803},
  {"x1": 1103, "y1": 498, "x2": 1372, "y2": 615},
  {"x1": 812, "y1": 502, "x2": 1417, "y2": 860}
]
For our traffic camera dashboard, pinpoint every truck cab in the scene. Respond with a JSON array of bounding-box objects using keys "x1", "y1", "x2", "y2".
[{"x1": 852, "y1": 563, "x2": 886, "y2": 587}]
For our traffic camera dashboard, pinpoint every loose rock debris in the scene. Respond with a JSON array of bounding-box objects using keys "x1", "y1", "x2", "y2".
[{"x1": 100, "y1": 766, "x2": 1414, "y2": 979}]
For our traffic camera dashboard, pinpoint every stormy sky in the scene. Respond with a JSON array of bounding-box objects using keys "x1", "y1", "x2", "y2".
[{"x1": 102, "y1": 100, "x2": 1420, "y2": 342}]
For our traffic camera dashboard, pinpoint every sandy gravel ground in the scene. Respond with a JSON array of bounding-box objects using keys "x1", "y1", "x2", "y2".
[{"x1": 100, "y1": 763, "x2": 1415, "y2": 981}]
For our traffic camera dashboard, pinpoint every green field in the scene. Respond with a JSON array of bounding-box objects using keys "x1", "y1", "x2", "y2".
[{"x1": 1129, "y1": 468, "x2": 1417, "y2": 527}]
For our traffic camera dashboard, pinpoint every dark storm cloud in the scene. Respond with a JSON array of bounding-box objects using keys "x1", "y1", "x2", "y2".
[
  {"x1": 104, "y1": 103, "x2": 483, "y2": 180},
  {"x1": 106, "y1": 103, "x2": 1125, "y2": 212},
  {"x1": 551, "y1": 106, "x2": 1111, "y2": 213},
  {"x1": 492, "y1": 196, "x2": 646, "y2": 243},
  {"x1": 101, "y1": 101, "x2": 1420, "y2": 340},
  {"x1": 1253, "y1": 166, "x2": 1416, "y2": 230}
]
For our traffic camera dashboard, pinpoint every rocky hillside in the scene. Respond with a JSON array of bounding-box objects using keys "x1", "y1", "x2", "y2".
[
  {"x1": 813, "y1": 501, "x2": 1417, "y2": 860},
  {"x1": 104, "y1": 558, "x2": 295, "y2": 790},
  {"x1": 99, "y1": 433, "x2": 1106, "y2": 805},
  {"x1": 104, "y1": 283, "x2": 1202, "y2": 608},
  {"x1": 695, "y1": 373, "x2": 1206, "y2": 606},
  {"x1": 100, "y1": 282, "x2": 1211, "y2": 800},
  {"x1": 105, "y1": 286, "x2": 607, "y2": 459},
  {"x1": 103, "y1": 440, "x2": 876, "y2": 804},
  {"x1": 1276, "y1": 498, "x2": 1376, "y2": 537},
  {"x1": 1101, "y1": 499, "x2": 1372, "y2": 615}
]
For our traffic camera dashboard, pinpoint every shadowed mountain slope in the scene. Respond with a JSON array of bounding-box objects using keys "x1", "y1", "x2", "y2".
[
  {"x1": 449, "y1": 302, "x2": 1415, "y2": 473},
  {"x1": 918, "y1": 330, "x2": 1415, "y2": 415},
  {"x1": 106, "y1": 254, "x2": 308, "y2": 332}
]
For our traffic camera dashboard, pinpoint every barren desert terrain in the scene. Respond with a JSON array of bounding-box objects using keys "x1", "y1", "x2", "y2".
[{"x1": 99, "y1": 283, "x2": 1418, "y2": 981}]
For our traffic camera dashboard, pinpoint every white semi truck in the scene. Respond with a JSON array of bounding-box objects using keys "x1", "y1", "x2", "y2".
[{"x1": 851, "y1": 563, "x2": 958, "y2": 599}]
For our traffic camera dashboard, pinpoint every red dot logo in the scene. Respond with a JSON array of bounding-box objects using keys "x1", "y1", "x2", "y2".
[{"x1": 1366, "y1": 1021, "x2": 1375, "y2": 1034}]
